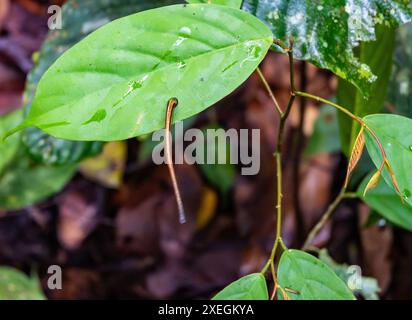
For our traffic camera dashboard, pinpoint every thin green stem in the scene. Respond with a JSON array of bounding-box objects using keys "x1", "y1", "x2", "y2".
[
  {"x1": 294, "y1": 91, "x2": 362, "y2": 124},
  {"x1": 256, "y1": 67, "x2": 283, "y2": 116},
  {"x1": 302, "y1": 186, "x2": 346, "y2": 250},
  {"x1": 261, "y1": 39, "x2": 296, "y2": 275},
  {"x1": 343, "y1": 192, "x2": 359, "y2": 199},
  {"x1": 295, "y1": 90, "x2": 389, "y2": 177}
]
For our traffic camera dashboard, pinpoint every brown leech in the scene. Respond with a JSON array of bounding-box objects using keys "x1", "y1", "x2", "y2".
[{"x1": 165, "y1": 98, "x2": 186, "y2": 224}]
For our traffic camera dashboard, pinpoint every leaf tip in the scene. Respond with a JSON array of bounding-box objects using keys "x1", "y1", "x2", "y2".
[{"x1": 363, "y1": 170, "x2": 381, "y2": 197}]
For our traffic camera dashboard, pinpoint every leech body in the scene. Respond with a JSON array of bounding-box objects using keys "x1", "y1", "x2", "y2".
[{"x1": 165, "y1": 98, "x2": 186, "y2": 224}]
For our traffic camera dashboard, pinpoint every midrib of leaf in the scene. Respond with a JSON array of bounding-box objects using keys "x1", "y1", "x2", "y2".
[
  {"x1": 366, "y1": 122, "x2": 412, "y2": 154},
  {"x1": 26, "y1": 36, "x2": 271, "y2": 126},
  {"x1": 284, "y1": 253, "x2": 318, "y2": 299}
]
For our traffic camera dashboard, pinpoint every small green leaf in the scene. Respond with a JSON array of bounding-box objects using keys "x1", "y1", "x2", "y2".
[
  {"x1": 337, "y1": 26, "x2": 395, "y2": 155},
  {"x1": 305, "y1": 105, "x2": 341, "y2": 156},
  {"x1": 212, "y1": 273, "x2": 268, "y2": 300},
  {"x1": 243, "y1": 0, "x2": 411, "y2": 96},
  {"x1": 0, "y1": 109, "x2": 23, "y2": 174},
  {"x1": 363, "y1": 114, "x2": 412, "y2": 207},
  {"x1": 0, "y1": 148, "x2": 76, "y2": 210},
  {"x1": 359, "y1": 172, "x2": 412, "y2": 231},
  {"x1": 277, "y1": 250, "x2": 355, "y2": 300},
  {"x1": 16, "y1": 4, "x2": 272, "y2": 142},
  {"x1": 0, "y1": 267, "x2": 46, "y2": 300},
  {"x1": 186, "y1": 0, "x2": 242, "y2": 8}
]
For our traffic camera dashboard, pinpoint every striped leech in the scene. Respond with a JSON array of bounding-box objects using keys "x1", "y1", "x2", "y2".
[{"x1": 165, "y1": 98, "x2": 186, "y2": 224}]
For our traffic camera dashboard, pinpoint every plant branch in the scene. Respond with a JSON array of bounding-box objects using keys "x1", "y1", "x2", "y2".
[
  {"x1": 256, "y1": 67, "x2": 283, "y2": 116},
  {"x1": 294, "y1": 90, "x2": 390, "y2": 185},
  {"x1": 302, "y1": 186, "x2": 346, "y2": 250},
  {"x1": 261, "y1": 38, "x2": 296, "y2": 274}
]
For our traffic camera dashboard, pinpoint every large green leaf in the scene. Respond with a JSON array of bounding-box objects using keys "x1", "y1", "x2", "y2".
[
  {"x1": 242, "y1": 0, "x2": 411, "y2": 96},
  {"x1": 0, "y1": 109, "x2": 23, "y2": 173},
  {"x1": 22, "y1": 0, "x2": 182, "y2": 164},
  {"x1": 12, "y1": 4, "x2": 272, "y2": 142},
  {"x1": 0, "y1": 267, "x2": 45, "y2": 300},
  {"x1": 186, "y1": 0, "x2": 242, "y2": 8},
  {"x1": 277, "y1": 250, "x2": 355, "y2": 300},
  {"x1": 363, "y1": 114, "x2": 412, "y2": 207},
  {"x1": 212, "y1": 273, "x2": 269, "y2": 300},
  {"x1": 337, "y1": 26, "x2": 395, "y2": 155},
  {"x1": 0, "y1": 148, "x2": 76, "y2": 210},
  {"x1": 359, "y1": 173, "x2": 412, "y2": 231},
  {"x1": 387, "y1": 22, "x2": 412, "y2": 117}
]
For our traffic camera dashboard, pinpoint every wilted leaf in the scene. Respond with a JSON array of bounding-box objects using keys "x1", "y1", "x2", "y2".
[
  {"x1": 79, "y1": 141, "x2": 127, "y2": 188},
  {"x1": 344, "y1": 126, "x2": 365, "y2": 187},
  {"x1": 277, "y1": 249, "x2": 355, "y2": 300},
  {"x1": 243, "y1": 1, "x2": 411, "y2": 96},
  {"x1": 13, "y1": 4, "x2": 272, "y2": 142},
  {"x1": 363, "y1": 170, "x2": 381, "y2": 196},
  {"x1": 0, "y1": 267, "x2": 45, "y2": 300},
  {"x1": 363, "y1": 114, "x2": 412, "y2": 207},
  {"x1": 212, "y1": 273, "x2": 268, "y2": 300}
]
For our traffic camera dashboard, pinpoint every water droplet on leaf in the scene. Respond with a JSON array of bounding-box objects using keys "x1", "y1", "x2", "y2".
[{"x1": 179, "y1": 26, "x2": 192, "y2": 37}]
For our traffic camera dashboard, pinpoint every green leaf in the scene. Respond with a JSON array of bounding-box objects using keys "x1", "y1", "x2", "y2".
[
  {"x1": 22, "y1": 0, "x2": 181, "y2": 164},
  {"x1": 0, "y1": 148, "x2": 76, "y2": 210},
  {"x1": 15, "y1": 4, "x2": 272, "y2": 142},
  {"x1": 363, "y1": 114, "x2": 412, "y2": 207},
  {"x1": 387, "y1": 22, "x2": 412, "y2": 117},
  {"x1": 0, "y1": 267, "x2": 45, "y2": 300},
  {"x1": 186, "y1": 0, "x2": 242, "y2": 8},
  {"x1": 359, "y1": 172, "x2": 412, "y2": 231},
  {"x1": 318, "y1": 249, "x2": 380, "y2": 300},
  {"x1": 22, "y1": 128, "x2": 103, "y2": 165},
  {"x1": 337, "y1": 26, "x2": 395, "y2": 155},
  {"x1": 277, "y1": 249, "x2": 355, "y2": 300},
  {"x1": 305, "y1": 104, "x2": 341, "y2": 156},
  {"x1": 198, "y1": 125, "x2": 236, "y2": 196},
  {"x1": 212, "y1": 273, "x2": 268, "y2": 300},
  {"x1": 242, "y1": 0, "x2": 411, "y2": 96},
  {"x1": 0, "y1": 109, "x2": 23, "y2": 174}
]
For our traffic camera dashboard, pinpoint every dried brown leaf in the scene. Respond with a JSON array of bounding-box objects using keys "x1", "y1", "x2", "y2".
[
  {"x1": 344, "y1": 127, "x2": 365, "y2": 188},
  {"x1": 363, "y1": 170, "x2": 381, "y2": 197}
]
